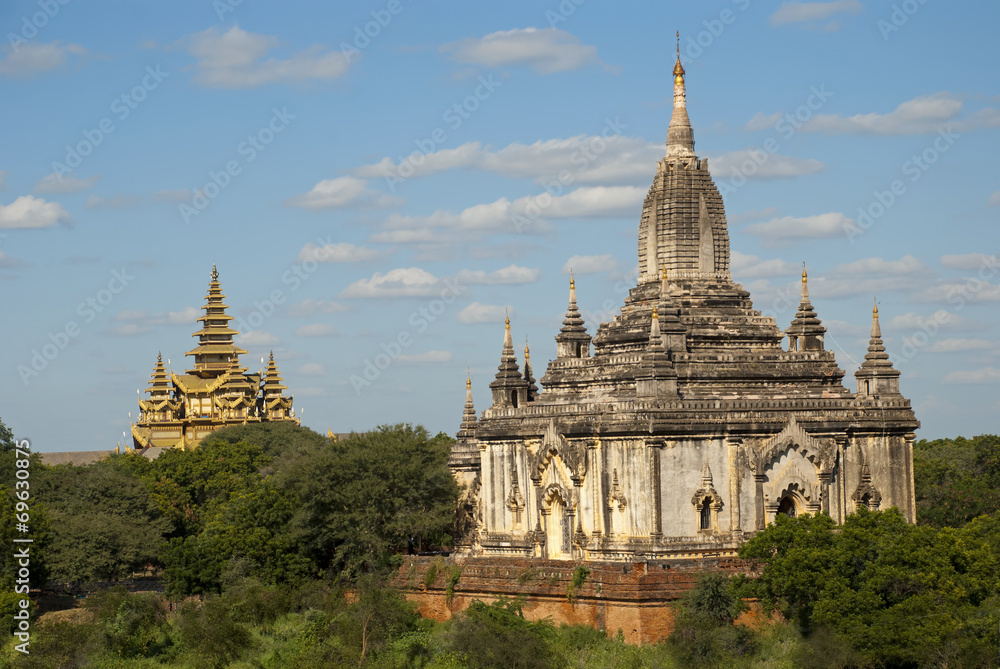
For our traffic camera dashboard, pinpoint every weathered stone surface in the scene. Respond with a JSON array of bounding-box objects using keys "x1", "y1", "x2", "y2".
[{"x1": 449, "y1": 54, "x2": 918, "y2": 561}]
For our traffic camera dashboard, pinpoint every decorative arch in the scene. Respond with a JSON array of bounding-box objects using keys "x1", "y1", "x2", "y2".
[
  {"x1": 749, "y1": 415, "x2": 834, "y2": 475},
  {"x1": 530, "y1": 420, "x2": 585, "y2": 484},
  {"x1": 852, "y1": 462, "x2": 882, "y2": 511},
  {"x1": 690, "y1": 461, "x2": 724, "y2": 533}
]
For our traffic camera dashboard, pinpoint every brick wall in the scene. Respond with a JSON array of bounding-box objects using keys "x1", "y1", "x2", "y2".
[{"x1": 393, "y1": 555, "x2": 753, "y2": 644}]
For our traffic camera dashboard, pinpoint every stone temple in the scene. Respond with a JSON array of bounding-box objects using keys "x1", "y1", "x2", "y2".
[{"x1": 448, "y1": 52, "x2": 919, "y2": 561}]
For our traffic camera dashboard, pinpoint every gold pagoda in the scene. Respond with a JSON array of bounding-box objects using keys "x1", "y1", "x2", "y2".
[{"x1": 131, "y1": 266, "x2": 297, "y2": 450}]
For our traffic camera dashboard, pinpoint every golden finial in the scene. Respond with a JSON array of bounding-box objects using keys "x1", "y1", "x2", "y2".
[
  {"x1": 466, "y1": 373, "x2": 471, "y2": 390},
  {"x1": 524, "y1": 336, "x2": 530, "y2": 360},
  {"x1": 673, "y1": 31, "x2": 685, "y2": 79},
  {"x1": 652, "y1": 305, "x2": 659, "y2": 320},
  {"x1": 569, "y1": 270, "x2": 575, "y2": 290},
  {"x1": 505, "y1": 309, "x2": 510, "y2": 328},
  {"x1": 873, "y1": 297, "x2": 878, "y2": 317},
  {"x1": 661, "y1": 264, "x2": 668, "y2": 282},
  {"x1": 802, "y1": 262, "x2": 807, "y2": 283}
]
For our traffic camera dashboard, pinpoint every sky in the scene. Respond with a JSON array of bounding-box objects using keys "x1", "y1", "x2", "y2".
[{"x1": 1, "y1": 1, "x2": 998, "y2": 452}]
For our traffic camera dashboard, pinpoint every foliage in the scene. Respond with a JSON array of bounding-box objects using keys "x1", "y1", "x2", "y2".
[
  {"x1": 278, "y1": 424, "x2": 460, "y2": 578},
  {"x1": 444, "y1": 565, "x2": 462, "y2": 604},
  {"x1": 0, "y1": 418, "x2": 14, "y2": 453},
  {"x1": 442, "y1": 597, "x2": 558, "y2": 669},
  {"x1": 33, "y1": 461, "x2": 170, "y2": 588},
  {"x1": 669, "y1": 573, "x2": 756, "y2": 668},
  {"x1": 567, "y1": 565, "x2": 590, "y2": 602},
  {"x1": 913, "y1": 434, "x2": 1000, "y2": 527},
  {"x1": 739, "y1": 508, "x2": 1000, "y2": 667}
]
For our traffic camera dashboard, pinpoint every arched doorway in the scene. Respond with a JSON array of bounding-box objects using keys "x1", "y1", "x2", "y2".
[
  {"x1": 777, "y1": 495, "x2": 797, "y2": 518},
  {"x1": 544, "y1": 489, "x2": 571, "y2": 559}
]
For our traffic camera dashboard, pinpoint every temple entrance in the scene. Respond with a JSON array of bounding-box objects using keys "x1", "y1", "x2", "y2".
[
  {"x1": 545, "y1": 495, "x2": 570, "y2": 559},
  {"x1": 777, "y1": 496, "x2": 797, "y2": 518}
]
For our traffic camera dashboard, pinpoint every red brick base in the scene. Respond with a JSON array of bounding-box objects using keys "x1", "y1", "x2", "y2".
[{"x1": 393, "y1": 555, "x2": 752, "y2": 644}]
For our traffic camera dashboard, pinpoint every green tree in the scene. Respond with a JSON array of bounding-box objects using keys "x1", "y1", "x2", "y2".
[
  {"x1": 914, "y1": 434, "x2": 1000, "y2": 527},
  {"x1": 443, "y1": 597, "x2": 558, "y2": 669},
  {"x1": 278, "y1": 424, "x2": 460, "y2": 577},
  {"x1": 34, "y1": 461, "x2": 170, "y2": 587},
  {"x1": 739, "y1": 508, "x2": 1000, "y2": 667}
]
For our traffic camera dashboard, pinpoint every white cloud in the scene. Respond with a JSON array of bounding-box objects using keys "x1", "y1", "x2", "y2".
[
  {"x1": 115, "y1": 306, "x2": 200, "y2": 325},
  {"x1": 354, "y1": 136, "x2": 658, "y2": 186},
  {"x1": 456, "y1": 265, "x2": 539, "y2": 285},
  {"x1": 770, "y1": 1, "x2": 863, "y2": 27},
  {"x1": 744, "y1": 112, "x2": 782, "y2": 132},
  {"x1": 376, "y1": 186, "x2": 644, "y2": 241},
  {"x1": 112, "y1": 323, "x2": 149, "y2": 336},
  {"x1": 920, "y1": 338, "x2": 996, "y2": 353},
  {"x1": 369, "y1": 229, "x2": 437, "y2": 244},
  {"x1": 0, "y1": 41, "x2": 87, "y2": 78},
  {"x1": 298, "y1": 362, "x2": 326, "y2": 376},
  {"x1": 917, "y1": 281, "x2": 1000, "y2": 303},
  {"x1": 152, "y1": 189, "x2": 191, "y2": 203},
  {"x1": 457, "y1": 302, "x2": 511, "y2": 324},
  {"x1": 186, "y1": 26, "x2": 353, "y2": 88},
  {"x1": 989, "y1": 191, "x2": 1000, "y2": 206},
  {"x1": 729, "y1": 207, "x2": 780, "y2": 225},
  {"x1": 730, "y1": 251, "x2": 799, "y2": 279},
  {"x1": 85, "y1": 194, "x2": 141, "y2": 209},
  {"x1": 889, "y1": 310, "x2": 983, "y2": 332},
  {"x1": 34, "y1": 172, "x2": 100, "y2": 194},
  {"x1": 832, "y1": 254, "x2": 926, "y2": 276},
  {"x1": 296, "y1": 387, "x2": 327, "y2": 397},
  {"x1": 744, "y1": 212, "x2": 851, "y2": 246},
  {"x1": 709, "y1": 150, "x2": 824, "y2": 180},
  {"x1": 441, "y1": 27, "x2": 610, "y2": 75},
  {"x1": 285, "y1": 176, "x2": 401, "y2": 210},
  {"x1": 397, "y1": 350, "x2": 453, "y2": 365},
  {"x1": 297, "y1": 241, "x2": 386, "y2": 263},
  {"x1": 943, "y1": 367, "x2": 1000, "y2": 384},
  {"x1": 0, "y1": 195, "x2": 71, "y2": 229},
  {"x1": 286, "y1": 299, "x2": 348, "y2": 317},
  {"x1": 798, "y1": 93, "x2": 963, "y2": 135},
  {"x1": 340, "y1": 267, "x2": 443, "y2": 298},
  {"x1": 562, "y1": 254, "x2": 616, "y2": 275},
  {"x1": 295, "y1": 324, "x2": 338, "y2": 337},
  {"x1": 940, "y1": 253, "x2": 998, "y2": 271},
  {"x1": 0, "y1": 251, "x2": 25, "y2": 268},
  {"x1": 236, "y1": 330, "x2": 281, "y2": 346}
]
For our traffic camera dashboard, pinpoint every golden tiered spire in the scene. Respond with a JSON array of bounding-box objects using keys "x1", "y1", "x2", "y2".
[{"x1": 185, "y1": 266, "x2": 247, "y2": 377}]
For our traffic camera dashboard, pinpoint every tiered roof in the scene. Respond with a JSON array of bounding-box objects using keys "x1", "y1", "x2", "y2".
[{"x1": 186, "y1": 265, "x2": 247, "y2": 377}]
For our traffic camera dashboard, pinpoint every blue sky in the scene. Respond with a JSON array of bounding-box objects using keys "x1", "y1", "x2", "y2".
[{"x1": 1, "y1": 0, "x2": 998, "y2": 451}]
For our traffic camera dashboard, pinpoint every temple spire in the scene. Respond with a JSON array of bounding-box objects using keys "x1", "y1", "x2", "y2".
[
  {"x1": 458, "y1": 373, "x2": 478, "y2": 437},
  {"x1": 555, "y1": 274, "x2": 591, "y2": 359},
  {"x1": 855, "y1": 298, "x2": 901, "y2": 397},
  {"x1": 786, "y1": 263, "x2": 826, "y2": 352},
  {"x1": 185, "y1": 266, "x2": 247, "y2": 377},
  {"x1": 524, "y1": 338, "x2": 539, "y2": 401},
  {"x1": 490, "y1": 314, "x2": 528, "y2": 408},
  {"x1": 667, "y1": 32, "x2": 695, "y2": 158},
  {"x1": 637, "y1": 305, "x2": 678, "y2": 398}
]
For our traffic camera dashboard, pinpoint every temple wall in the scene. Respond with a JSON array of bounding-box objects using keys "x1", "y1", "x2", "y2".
[
  {"x1": 394, "y1": 555, "x2": 752, "y2": 644},
  {"x1": 658, "y1": 438, "x2": 730, "y2": 536}
]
